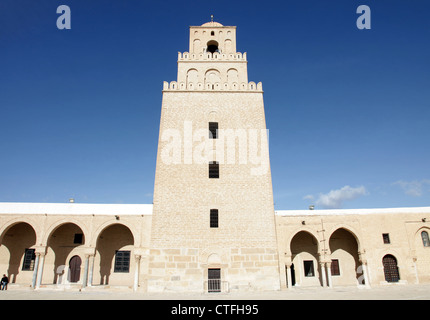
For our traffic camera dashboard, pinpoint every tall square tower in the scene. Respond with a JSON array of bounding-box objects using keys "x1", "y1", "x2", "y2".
[{"x1": 148, "y1": 20, "x2": 280, "y2": 292}]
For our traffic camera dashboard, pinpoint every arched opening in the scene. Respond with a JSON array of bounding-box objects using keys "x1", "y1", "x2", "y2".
[
  {"x1": 193, "y1": 39, "x2": 201, "y2": 53},
  {"x1": 68, "y1": 255, "x2": 82, "y2": 283},
  {"x1": 421, "y1": 231, "x2": 430, "y2": 247},
  {"x1": 186, "y1": 68, "x2": 199, "y2": 88},
  {"x1": 95, "y1": 224, "x2": 134, "y2": 286},
  {"x1": 414, "y1": 228, "x2": 430, "y2": 282},
  {"x1": 290, "y1": 231, "x2": 321, "y2": 287},
  {"x1": 0, "y1": 222, "x2": 36, "y2": 284},
  {"x1": 329, "y1": 228, "x2": 361, "y2": 286},
  {"x1": 205, "y1": 69, "x2": 221, "y2": 89},
  {"x1": 227, "y1": 68, "x2": 238, "y2": 86},
  {"x1": 206, "y1": 40, "x2": 219, "y2": 54},
  {"x1": 383, "y1": 254, "x2": 400, "y2": 283},
  {"x1": 46, "y1": 223, "x2": 85, "y2": 285},
  {"x1": 207, "y1": 253, "x2": 221, "y2": 292}
]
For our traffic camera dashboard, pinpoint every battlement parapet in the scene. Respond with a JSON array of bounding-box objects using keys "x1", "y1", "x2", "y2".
[
  {"x1": 163, "y1": 80, "x2": 262, "y2": 92},
  {"x1": 178, "y1": 51, "x2": 247, "y2": 62}
]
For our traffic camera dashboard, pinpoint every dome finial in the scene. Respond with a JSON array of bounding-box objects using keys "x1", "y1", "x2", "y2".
[{"x1": 211, "y1": 14, "x2": 214, "y2": 22}]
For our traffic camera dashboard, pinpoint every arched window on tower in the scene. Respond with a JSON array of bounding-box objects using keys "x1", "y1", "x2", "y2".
[
  {"x1": 206, "y1": 40, "x2": 219, "y2": 54},
  {"x1": 421, "y1": 231, "x2": 430, "y2": 247}
]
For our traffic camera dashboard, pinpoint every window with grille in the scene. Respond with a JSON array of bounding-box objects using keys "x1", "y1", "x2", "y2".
[
  {"x1": 303, "y1": 260, "x2": 314, "y2": 277},
  {"x1": 331, "y1": 259, "x2": 340, "y2": 276},
  {"x1": 209, "y1": 122, "x2": 218, "y2": 139},
  {"x1": 382, "y1": 233, "x2": 390, "y2": 244},
  {"x1": 208, "y1": 268, "x2": 221, "y2": 292},
  {"x1": 422, "y1": 231, "x2": 430, "y2": 247},
  {"x1": 22, "y1": 248, "x2": 36, "y2": 271},
  {"x1": 210, "y1": 209, "x2": 219, "y2": 228},
  {"x1": 114, "y1": 250, "x2": 130, "y2": 273},
  {"x1": 209, "y1": 161, "x2": 219, "y2": 178}
]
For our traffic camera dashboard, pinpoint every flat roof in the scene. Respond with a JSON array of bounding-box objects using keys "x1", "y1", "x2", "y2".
[
  {"x1": 1, "y1": 202, "x2": 429, "y2": 217},
  {"x1": 0, "y1": 202, "x2": 153, "y2": 216},
  {"x1": 275, "y1": 207, "x2": 430, "y2": 217}
]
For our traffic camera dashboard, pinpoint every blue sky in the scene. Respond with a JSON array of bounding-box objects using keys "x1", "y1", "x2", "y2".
[{"x1": 0, "y1": 0, "x2": 429, "y2": 210}]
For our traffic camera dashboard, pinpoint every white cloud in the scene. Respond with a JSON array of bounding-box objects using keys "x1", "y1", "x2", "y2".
[
  {"x1": 392, "y1": 179, "x2": 430, "y2": 197},
  {"x1": 305, "y1": 185, "x2": 367, "y2": 209},
  {"x1": 303, "y1": 194, "x2": 314, "y2": 201}
]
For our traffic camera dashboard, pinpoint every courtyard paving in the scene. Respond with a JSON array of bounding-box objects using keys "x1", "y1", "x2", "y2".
[{"x1": 1, "y1": 283, "x2": 430, "y2": 300}]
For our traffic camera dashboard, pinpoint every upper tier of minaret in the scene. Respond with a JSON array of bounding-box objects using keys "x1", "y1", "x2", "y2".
[
  {"x1": 164, "y1": 19, "x2": 262, "y2": 92},
  {"x1": 188, "y1": 20, "x2": 237, "y2": 54}
]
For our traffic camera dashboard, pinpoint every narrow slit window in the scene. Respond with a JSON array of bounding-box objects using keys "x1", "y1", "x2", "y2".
[
  {"x1": 383, "y1": 233, "x2": 391, "y2": 244},
  {"x1": 209, "y1": 162, "x2": 219, "y2": 178},
  {"x1": 210, "y1": 209, "x2": 219, "y2": 228},
  {"x1": 422, "y1": 231, "x2": 430, "y2": 247},
  {"x1": 209, "y1": 122, "x2": 218, "y2": 139}
]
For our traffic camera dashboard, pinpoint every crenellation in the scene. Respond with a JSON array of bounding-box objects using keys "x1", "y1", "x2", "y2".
[
  {"x1": 178, "y1": 51, "x2": 247, "y2": 61},
  {"x1": 163, "y1": 80, "x2": 263, "y2": 91}
]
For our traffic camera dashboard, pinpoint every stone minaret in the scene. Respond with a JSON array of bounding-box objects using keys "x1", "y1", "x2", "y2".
[{"x1": 148, "y1": 19, "x2": 280, "y2": 292}]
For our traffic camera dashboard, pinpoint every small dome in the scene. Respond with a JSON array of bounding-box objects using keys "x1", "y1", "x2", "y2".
[{"x1": 201, "y1": 21, "x2": 223, "y2": 27}]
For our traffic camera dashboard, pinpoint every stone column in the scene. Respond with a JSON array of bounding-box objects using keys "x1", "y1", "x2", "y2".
[
  {"x1": 134, "y1": 254, "x2": 142, "y2": 292},
  {"x1": 31, "y1": 254, "x2": 40, "y2": 289},
  {"x1": 320, "y1": 262, "x2": 327, "y2": 288},
  {"x1": 286, "y1": 264, "x2": 293, "y2": 289},
  {"x1": 326, "y1": 261, "x2": 333, "y2": 288},
  {"x1": 88, "y1": 254, "x2": 95, "y2": 287},
  {"x1": 35, "y1": 252, "x2": 46, "y2": 289},
  {"x1": 82, "y1": 248, "x2": 96, "y2": 288},
  {"x1": 81, "y1": 254, "x2": 90, "y2": 289}
]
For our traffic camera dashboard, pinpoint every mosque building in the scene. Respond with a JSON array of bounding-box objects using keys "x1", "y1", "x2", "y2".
[{"x1": 1, "y1": 20, "x2": 429, "y2": 293}]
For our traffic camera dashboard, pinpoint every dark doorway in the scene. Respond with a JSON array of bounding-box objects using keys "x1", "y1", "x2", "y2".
[
  {"x1": 69, "y1": 255, "x2": 82, "y2": 283},
  {"x1": 291, "y1": 263, "x2": 296, "y2": 286},
  {"x1": 286, "y1": 264, "x2": 296, "y2": 286},
  {"x1": 383, "y1": 255, "x2": 400, "y2": 283}
]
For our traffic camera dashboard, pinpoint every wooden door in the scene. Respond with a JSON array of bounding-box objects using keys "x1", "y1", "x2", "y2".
[
  {"x1": 69, "y1": 255, "x2": 82, "y2": 283},
  {"x1": 383, "y1": 255, "x2": 399, "y2": 282}
]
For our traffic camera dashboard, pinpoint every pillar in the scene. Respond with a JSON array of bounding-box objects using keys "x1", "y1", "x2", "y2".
[
  {"x1": 134, "y1": 254, "x2": 141, "y2": 292},
  {"x1": 285, "y1": 264, "x2": 292, "y2": 289},
  {"x1": 31, "y1": 254, "x2": 40, "y2": 289},
  {"x1": 320, "y1": 262, "x2": 327, "y2": 288},
  {"x1": 82, "y1": 254, "x2": 90, "y2": 289},
  {"x1": 326, "y1": 261, "x2": 333, "y2": 288},
  {"x1": 88, "y1": 254, "x2": 95, "y2": 287},
  {"x1": 35, "y1": 252, "x2": 46, "y2": 289}
]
